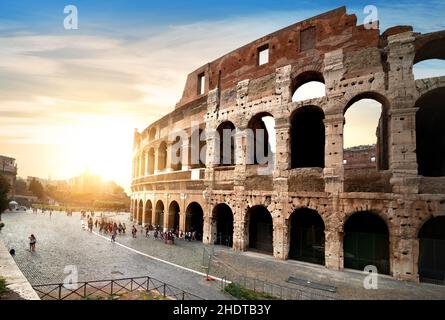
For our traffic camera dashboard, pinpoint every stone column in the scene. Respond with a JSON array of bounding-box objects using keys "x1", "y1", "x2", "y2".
[
  {"x1": 272, "y1": 213, "x2": 287, "y2": 260},
  {"x1": 144, "y1": 150, "x2": 149, "y2": 176},
  {"x1": 165, "y1": 143, "x2": 173, "y2": 173},
  {"x1": 323, "y1": 114, "x2": 344, "y2": 193},
  {"x1": 324, "y1": 196, "x2": 343, "y2": 270},
  {"x1": 181, "y1": 140, "x2": 190, "y2": 171},
  {"x1": 154, "y1": 147, "x2": 160, "y2": 174}
]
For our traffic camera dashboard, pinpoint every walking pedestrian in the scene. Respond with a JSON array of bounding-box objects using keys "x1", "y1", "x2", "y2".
[
  {"x1": 131, "y1": 225, "x2": 137, "y2": 238},
  {"x1": 28, "y1": 234, "x2": 36, "y2": 252},
  {"x1": 145, "y1": 225, "x2": 150, "y2": 238}
]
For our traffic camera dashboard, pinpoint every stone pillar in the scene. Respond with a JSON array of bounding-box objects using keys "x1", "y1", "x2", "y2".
[
  {"x1": 144, "y1": 150, "x2": 149, "y2": 176},
  {"x1": 181, "y1": 140, "x2": 190, "y2": 171},
  {"x1": 323, "y1": 114, "x2": 344, "y2": 193},
  {"x1": 165, "y1": 143, "x2": 172, "y2": 173},
  {"x1": 272, "y1": 213, "x2": 287, "y2": 260},
  {"x1": 154, "y1": 147, "x2": 160, "y2": 174},
  {"x1": 325, "y1": 196, "x2": 343, "y2": 270}
]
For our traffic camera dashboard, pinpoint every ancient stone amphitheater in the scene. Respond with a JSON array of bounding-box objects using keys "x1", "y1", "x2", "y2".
[{"x1": 131, "y1": 7, "x2": 445, "y2": 283}]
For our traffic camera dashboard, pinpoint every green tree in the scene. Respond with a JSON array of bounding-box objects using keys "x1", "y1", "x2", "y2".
[
  {"x1": 0, "y1": 175, "x2": 11, "y2": 219},
  {"x1": 29, "y1": 178, "x2": 45, "y2": 199}
]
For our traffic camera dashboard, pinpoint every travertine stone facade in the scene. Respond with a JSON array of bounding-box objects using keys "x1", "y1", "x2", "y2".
[{"x1": 131, "y1": 7, "x2": 445, "y2": 282}]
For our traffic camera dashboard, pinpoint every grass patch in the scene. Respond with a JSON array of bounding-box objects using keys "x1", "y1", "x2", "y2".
[
  {"x1": 0, "y1": 277, "x2": 9, "y2": 296},
  {"x1": 224, "y1": 283, "x2": 279, "y2": 300}
]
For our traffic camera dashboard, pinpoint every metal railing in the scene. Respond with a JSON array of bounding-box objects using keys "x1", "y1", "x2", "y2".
[
  {"x1": 209, "y1": 247, "x2": 338, "y2": 300},
  {"x1": 32, "y1": 276, "x2": 204, "y2": 300}
]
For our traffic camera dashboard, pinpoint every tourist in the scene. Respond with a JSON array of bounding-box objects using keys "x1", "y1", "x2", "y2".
[
  {"x1": 132, "y1": 225, "x2": 137, "y2": 238},
  {"x1": 111, "y1": 225, "x2": 117, "y2": 242},
  {"x1": 28, "y1": 234, "x2": 36, "y2": 252},
  {"x1": 122, "y1": 223, "x2": 126, "y2": 234},
  {"x1": 145, "y1": 225, "x2": 150, "y2": 238},
  {"x1": 81, "y1": 219, "x2": 86, "y2": 230},
  {"x1": 118, "y1": 223, "x2": 123, "y2": 234}
]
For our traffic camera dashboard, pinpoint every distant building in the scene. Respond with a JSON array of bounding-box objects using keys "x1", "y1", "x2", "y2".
[
  {"x1": 0, "y1": 155, "x2": 17, "y2": 199},
  {"x1": 343, "y1": 145, "x2": 377, "y2": 169}
]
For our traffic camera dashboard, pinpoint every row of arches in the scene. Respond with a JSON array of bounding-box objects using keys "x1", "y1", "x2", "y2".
[
  {"x1": 211, "y1": 203, "x2": 444, "y2": 282},
  {"x1": 132, "y1": 199, "x2": 204, "y2": 240}
]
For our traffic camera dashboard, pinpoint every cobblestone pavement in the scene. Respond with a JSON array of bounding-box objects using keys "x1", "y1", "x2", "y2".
[
  {"x1": 3, "y1": 210, "x2": 444, "y2": 300},
  {"x1": 0, "y1": 211, "x2": 229, "y2": 300}
]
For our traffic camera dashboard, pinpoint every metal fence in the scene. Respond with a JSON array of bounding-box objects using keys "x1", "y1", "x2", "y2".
[
  {"x1": 207, "y1": 247, "x2": 338, "y2": 300},
  {"x1": 32, "y1": 276, "x2": 204, "y2": 300}
]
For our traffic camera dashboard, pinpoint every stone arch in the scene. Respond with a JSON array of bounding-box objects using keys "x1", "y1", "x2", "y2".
[
  {"x1": 144, "y1": 200, "x2": 153, "y2": 226},
  {"x1": 246, "y1": 112, "x2": 274, "y2": 166},
  {"x1": 185, "y1": 202, "x2": 204, "y2": 241},
  {"x1": 290, "y1": 106, "x2": 325, "y2": 168},
  {"x1": 154, "y1": 200, "x2": 164, "y2": 228},
  {"x1": 343, "y1": 211, "x2": 390, "y2": 275},
  {"x1": 189, "y1": 127, "x2": 206, "y2": 169},
  {"x1": 414, "y1": 31, "x2": 445, "y2": 64},
  {"x1": 246, "y1": 205, "x2": 273, "y2": 254},
  {"x1": 148, "y1": 127, "x2": 157, "y2": 142},
  {"x1": 415, "y1": 87, "x2": 445, "y2": 177},
  {"x1": 288, "y1": 207, "x2": 325, "y2": 265},
  {"x1": 168, "y1": 200, "x2": 180, "y2": 230},
  {"x1": 291, "y1": 70, "x2": 326, "y2": 102},
  {"x1": 157, "y1": 141, "x2": 167, "y2": 171},
  {"x1": 343, "y1": 91, "x2": 390, "y2": 170},
  {"x1": 147, "y1": 148, "x2": 155, "y2": 175},
  {"x1": 216, "y1": 121, "x2": 236, "y2": 166},
  {"x1": 212, "y1": 203, "x2": 234, "y2": 247},
  {"x1": 417, "y1": 216, "x2": 445, "y2": 283}
]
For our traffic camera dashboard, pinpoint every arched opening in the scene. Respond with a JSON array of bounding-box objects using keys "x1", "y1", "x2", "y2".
[
  {"x1": 291, "y1": 71, "x2": 326, "y2": 102},
  {"x1": 343, "y1": 211, "x2": 390, "y2": 274},
  {"x1": 168, "y1": 201, "x2": 180, "y2": 231},
  {"x1": 148, "y1": 127, "x2": 157, "y2": 141},
  {"x1": 216, "y1": 122, "x2": 235, "y2": 166},
  {"x1": 212, "y1": 203, "x2": 234, "y2": 247},
  {"x1": 137, "y1": 200, "x2": 143, "y2": 225},
  {"x1": 171, "y1": 136, "x2": 182, "y2": 171},
  {"x1": 416, "y1": 88, "x2": 445, "y2": 177},
  {"x1": 343, "y1": 93, "x2": 388, "y2": 170},
  {"x1": 185, "y1": 202, "x2": 204, "y2": 241},
  {"x1": 288, "y1": 208, "x2": 325, "y2": 265},
  {"x1": 247, "y1": 113, "x2": 275, "y2": 165},
  {"x1": 290, "y1": 106, "x2": 325, "y2": 168},
  {"x1": 154, "y1": 200, "x2": 164, "y2": 228},
  {"x1": 157, "y1": 142, "x2": 167, "y2": 172},
  {"x1": 144, "y1": 200, "x2": 152, "y2": 226},
  {"x1": 247, "y1": 206, "x2": 273, "y2": 254},
  {"x1": 414, "y1": 34, "x2": 445, "y2": 80},
  {"x1": 132, "y1": 200, "x2": 137, "y2": 220},
  {"x1": 418, "y1": 216, "x2": 445, "y2": 284},
  {"x1": 190, "y1": 128, "x2": 206, "y2": 169},
  {"x1": 147, "y1": 148, "x2": 155, "y2": 175}
]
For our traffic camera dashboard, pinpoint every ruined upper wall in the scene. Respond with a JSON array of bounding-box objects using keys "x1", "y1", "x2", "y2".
[{"x1": 177, "y1": 6, "x2": 381, "y2": 107}]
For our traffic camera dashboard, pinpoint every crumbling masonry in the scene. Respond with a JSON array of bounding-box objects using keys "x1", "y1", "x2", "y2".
[{"x1": 131, "y1": 7, "x2": 445, "y2": 283}]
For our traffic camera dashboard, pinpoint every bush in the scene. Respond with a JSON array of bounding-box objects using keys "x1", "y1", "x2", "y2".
[
  {"x1": 224, "y1": 282, "x2": 278, "y2": 300},
  {"x1": 0, "y1": 277, "x2": 8, "y2": 295}
]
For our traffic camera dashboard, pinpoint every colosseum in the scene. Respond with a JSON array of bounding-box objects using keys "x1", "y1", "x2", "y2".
[{"x1": 130, "y1": 6, "x2": 445, "y2": 284}]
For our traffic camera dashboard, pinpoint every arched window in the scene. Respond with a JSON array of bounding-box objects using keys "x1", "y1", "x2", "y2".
[
  {"x1": 418, "y1": 216, "x2": 445, "y2": 283},
  {"x1": 154, "y1": 200, "x2": 164, "y2": 228},
  {"x1": 247, "y1": 113, "x2": 275, "y2": 165},
  {"x1": 168, "y1": 201, "x2": 180, "y2": 230},
  {"x1": 247, "y1": 205, "x2": 273, "y2": 254},
  {"x1": 416, "y1": 88, "x2": 445, "y2": 177},
  {"x1": 291, "y1": 71, "x2": 325, "y2": 102},
  {"x1": 216, "y1": 122, "x2": 236, "y2": 166},
  {"x1": 212, "y1": 203, "x2": 234, "y2": 247},
  {"x1": 171, "y1": 136, "x2": 182, "y2": 171},
  {"x1": 290, "y1": 106, "x2": 325, "y2": 168},
  {"x1": 343, "y1": 93, "x2": 389, "y2": 170},
  {"x1": 190, "y1": 128, "x2": 206, "y2": 169},
  {"x1": 413, "y1": 33, "x2": 445, "y2": 79},
  {"x1": 157, "y1": 142, "x2": 167, "y2": 172},
  {"x1": 185, "y1": 202, "x2": 204, "y2": 241},
  {"x1": 144, "y1": 200, "x2": 152, "y2": 226}
]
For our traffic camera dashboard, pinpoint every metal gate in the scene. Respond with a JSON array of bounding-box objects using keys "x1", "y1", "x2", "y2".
[
  {"x1": 344, "y1": 232, "x2": 389, "y2": 274},
  {"x1": 419, "y1": 238, "x2": 445, "y2": 284}
]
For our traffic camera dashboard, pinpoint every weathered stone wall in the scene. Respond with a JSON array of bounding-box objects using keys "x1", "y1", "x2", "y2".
[{"x1": 130, "y1": 7, "x2": 445, "y2": 283}]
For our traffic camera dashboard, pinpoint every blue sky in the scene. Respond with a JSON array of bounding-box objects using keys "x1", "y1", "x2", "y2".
[{"x1": 0, "y1": 1, "x2": 444, "y2": 189}]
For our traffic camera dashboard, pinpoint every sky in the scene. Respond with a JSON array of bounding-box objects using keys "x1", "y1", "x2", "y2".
[{"x1": 0, "y1": 0, "x2": 444, "y2": 192}]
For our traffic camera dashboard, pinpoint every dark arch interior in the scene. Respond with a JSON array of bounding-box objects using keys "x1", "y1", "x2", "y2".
[
  {"x1": 248, "y1": 206, "x2": 273, "y2": 254},
  {"x1": 343, "y1": 211, "x2": 389, "y2": 274},
  {"x1": 247, "y1": 114, "x2": 271, "y2": 165},
  {"x1": 186, "y1": 202, "x2": 204, "y2": 241},
  {"x1": 291, "y1": 106, "x2": 325, "y2": 168},
  {"x1": 155, "y1": 201, "x2": 164, "y2": 228},
  {"x1": 190, "y1": 129, "x2": 206, "y2": 169},
  {"x1": 416, "y1": 88, "x2": 445, "y2": 177},
  {"x1": 171, "y1": 136, "x2": 182, "y2": 171},
  {"x1": 217, "y1": 122, "x2": 235, "y2": 166},
  {"x1": 289, "y1": 208, "x2": 325, "y2": 265},
  {"x1": 168, "y1": 201, "x2": 180, "y2": 230},
  {"x1": 418, "y1": 216, "x2": 445, "y2": 283},
  {"x1": 213, "y1": 204, "x2": 234, "y2": 247}
]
